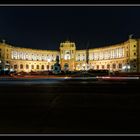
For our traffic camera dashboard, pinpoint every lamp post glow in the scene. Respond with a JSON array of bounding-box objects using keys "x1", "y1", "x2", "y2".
[
  {"x1": 48, "y1": 58, "x2": 51, "y2": 62},
  {"x1": 122, "y1": 64, "x2": 130, "y2": 72}
]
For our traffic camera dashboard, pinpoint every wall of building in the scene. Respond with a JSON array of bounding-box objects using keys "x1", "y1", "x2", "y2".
[
  {"x1": 0, "y1": 38, "x2": 140, "y2": 73},
  {"x1": 0, "y1": 43, "x2": 59, "y2": 72},
  {"x1": 74, "y1": 39, "x2": 139, "y2": 72},
  {"x1": 137, "y1": 39, "x2": 140, "y2": 72}
]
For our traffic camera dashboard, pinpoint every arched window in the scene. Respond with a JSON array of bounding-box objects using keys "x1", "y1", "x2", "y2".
[
  {"x1": 118, "y1": 63, "x2": 122, "y2": 69},
  {"x1": 20, "y1": 64, "x2": 23, "y2": 69},
  {"x1": 41, "y1": 65, "x2": 44, "y2": 70},
  {"x1": 37, "y1": 65, "x2": 39, "y2": 69},
  {"x1": 31, "y1": 65, "x2": 34, "y2": 69},
  {"x1": 112, "y1": 63, "x2": 116, "y2": 69},
  {"x1": 26, "y1": 64, "x2": 29, "y2": 69},
  {"x1": 97, "y1": 65, "x2": 99, "y2": 69},
  {"x1": 107, "y1": 64, "x2": 110, "y2": 69},
  {"x1": 14, "y1": 65, "x2": 18, "y2": 69},
  {"x1": 102, "y1": 65, "x2": 104, "y2": 69},
  {"x1": 47, "y1": 65, "x2": 49, "y2": 70}
]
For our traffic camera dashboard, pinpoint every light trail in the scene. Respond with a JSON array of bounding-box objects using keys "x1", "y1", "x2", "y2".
[{"x1": 97, "y1": 76, "x2": 140, "y2": 80}]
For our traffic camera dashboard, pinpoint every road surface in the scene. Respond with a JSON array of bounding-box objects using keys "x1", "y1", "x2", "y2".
[{"x1": 0, "y1": 77, "x2": 139, "y2": 134}]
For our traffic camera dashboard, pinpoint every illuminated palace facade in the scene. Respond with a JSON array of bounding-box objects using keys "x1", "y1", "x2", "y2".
[{"x1": 0, "y1": 37, "x2": 140, "y2": 73}]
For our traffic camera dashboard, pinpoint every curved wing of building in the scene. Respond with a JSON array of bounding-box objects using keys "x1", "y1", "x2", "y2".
[{"x1": 0, "y1": 38, "x2": 139, "y2": 73}]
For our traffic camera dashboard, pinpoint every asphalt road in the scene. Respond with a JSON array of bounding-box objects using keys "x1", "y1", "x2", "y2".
[{"x1": 0, "y1": 78, "x2": 140, "y2": 134}]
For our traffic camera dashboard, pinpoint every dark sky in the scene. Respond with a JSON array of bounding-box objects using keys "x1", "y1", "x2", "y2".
[{"x1": 0, "y1": 6, "x2": 140, "y2": 50}]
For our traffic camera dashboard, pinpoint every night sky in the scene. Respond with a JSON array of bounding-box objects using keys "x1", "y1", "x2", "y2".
[{"x1": 0, "y1": 6, "x2": 140, "y2": 50}]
